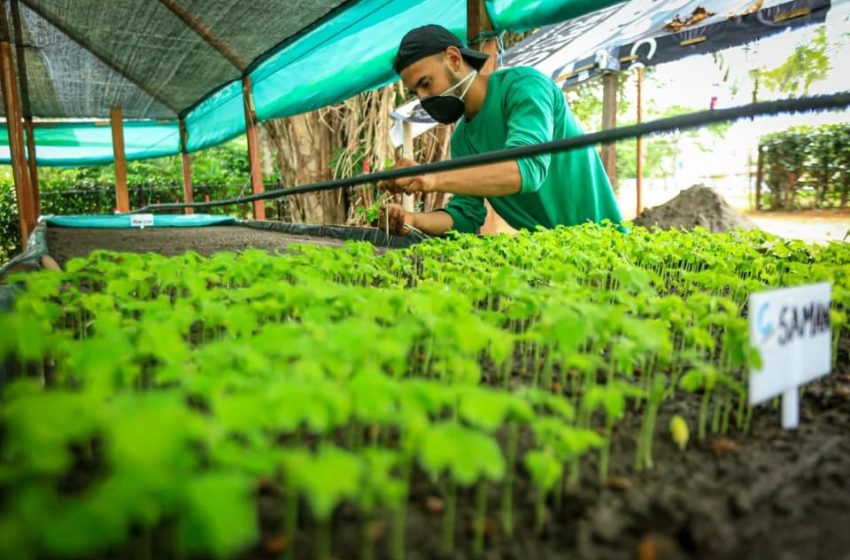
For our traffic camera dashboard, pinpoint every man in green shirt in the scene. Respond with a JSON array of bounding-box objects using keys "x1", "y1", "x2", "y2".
[{"x1": 378, "y1": 24, "x2": 623, "y2": 235}]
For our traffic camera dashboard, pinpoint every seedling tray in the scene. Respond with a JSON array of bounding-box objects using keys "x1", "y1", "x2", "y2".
[{"x1": 1, "y1": 216, "x2": 425, "y2": 274}]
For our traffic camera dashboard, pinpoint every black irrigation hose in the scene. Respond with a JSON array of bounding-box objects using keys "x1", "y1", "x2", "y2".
[{"x1": 131, "y1": 91, "x2": 850, "y2": 214}]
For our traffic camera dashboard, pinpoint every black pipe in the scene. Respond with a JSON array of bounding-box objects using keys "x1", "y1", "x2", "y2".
[{"x1": 131, "y1": 91, "x2": 850, "y2": 214}]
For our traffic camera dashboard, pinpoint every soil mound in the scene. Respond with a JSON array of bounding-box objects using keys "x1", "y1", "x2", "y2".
[{"x1": 632, "y1": 185, "x2": 757, "y2": 233}]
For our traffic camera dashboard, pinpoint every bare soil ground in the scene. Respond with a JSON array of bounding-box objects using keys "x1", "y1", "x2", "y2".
[{"x1": 45, "y1": 226, "x2": 354, "y2": 268}]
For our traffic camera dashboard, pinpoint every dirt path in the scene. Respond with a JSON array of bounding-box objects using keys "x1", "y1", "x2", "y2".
[{"x1": 746, "y1": 210, "x2": 850, "y2": 244}]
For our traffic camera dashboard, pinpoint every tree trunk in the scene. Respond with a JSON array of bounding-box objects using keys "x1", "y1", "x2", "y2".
[
  {"x1": 261, "y1": 82, "x2": 455, "y2": 225},
  {"x1": 263, "y1": 111, "x2": 345, "y2": 224}
]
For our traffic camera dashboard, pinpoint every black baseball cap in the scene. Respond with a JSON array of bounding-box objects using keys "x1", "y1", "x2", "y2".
[{"x1": 393, "y1": 24, "x2": 490, "y2": 74}]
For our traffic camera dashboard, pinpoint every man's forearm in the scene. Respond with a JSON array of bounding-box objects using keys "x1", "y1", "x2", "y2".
[
  {"x1": 433, "y1": 161, "x2": 522, "y2": 197},
  {"x1": 411, "y1": 210, "x2": 454, "y2": 235}
]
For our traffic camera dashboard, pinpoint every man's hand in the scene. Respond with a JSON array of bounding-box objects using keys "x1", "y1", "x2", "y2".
[
  {"x1": 377, "y1": 158, "x2": 438, "y2": 195},
  {"x1": 378, "y1": 203, "x2": 414, "y2": 236}
]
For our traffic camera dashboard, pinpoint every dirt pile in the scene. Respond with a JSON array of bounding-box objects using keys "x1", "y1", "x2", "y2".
[{"x1": 632, "y1": 185, "x2": 757, "y2": 233}]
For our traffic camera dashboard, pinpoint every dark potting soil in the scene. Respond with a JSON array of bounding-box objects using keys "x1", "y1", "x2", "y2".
[
  {"x1": 57, "y1": 360, "x2": 850, "y2": 560},
  {"x1": 241, "y1": 359, "x2": 850, "y2": 560},
  {"x1": 44, "y1": 226, "x2": 362, "y2": 268}
]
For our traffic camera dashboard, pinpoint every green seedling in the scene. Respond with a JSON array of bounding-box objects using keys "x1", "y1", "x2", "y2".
[
  {"x1": 635, "y1": 374, "x2": 668, "y2": 471},
  {"x1": 356, "y1": 449, "x2": 406, "y2": 560},
  {"x1": 581, "y1": 383, "x2": 637, "y2": 481},
  {"x1": 418, "y1": 422, "x2": 505, "y2": 556},
  {"x1": 458, "y1": 386, "x2": 533, "y2": 541},
  {"x1": 524, "y1": 449, "x2": 562, "y2": 535},
  {"x1": 679, "y1": 364, "x2": 719, "y2": 442},
  {"x1": 292, "y1": 446, "x2": 362, "y2": 560},
  {"x1": 4, "y1": 219, "x2": 850, "y2": 560}
]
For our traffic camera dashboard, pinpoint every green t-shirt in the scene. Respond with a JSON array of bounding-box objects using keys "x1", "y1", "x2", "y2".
[{"x1": 442, "y1": 66, "x2": 623, "y2": 234}]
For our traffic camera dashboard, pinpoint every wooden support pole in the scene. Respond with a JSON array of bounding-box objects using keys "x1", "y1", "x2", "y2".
[
  {"x1": 157, "y1": 0, "x2": 247, "y2": 71},
  {"x1": 467, "y1": 0, "x2": 493, "y2": 44},
  {"x1": 601, "y1": 72, "x2": 618, "y2": 190},
  {"x1": 24, "y1": 117, "x2": 38, "y2": 214},
  {"x1": 755, "y1": 145, "x2": 764, "y2": 211},
  {"x1": 0, "y1": 40, "x2": 35, "y2": 244},
  {"x1": 467, "y1": 0, "x2": 497, "y2": 74},
  {"x1": 636, "y1": 67, "x2": 644, "y2": 216},
  {"x1": 10, "y1": 0, "x2": 38, "y2": 217},
  {"x1": 242, "y1": 75, "x2": 266, "y2": 220},
  {"x1": 179, "y1": 119, "x2": 194, "y2": 215},
  {"x1": 110, "y1": 107, "x2": 130, "y2": 213}
]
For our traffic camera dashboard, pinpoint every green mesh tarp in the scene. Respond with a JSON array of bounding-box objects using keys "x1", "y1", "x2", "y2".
[
  {"x1": 186, "y1": 0, "x2": 467, "y2": 152},
  {"x1": 0, "y1": 121, "x2": 180, "y2": 167},
  {"x1": 251, "y1": 0, "x2": 466, "y2": 123},
  {"x1": 2, "y1": 0, "x2": 623, "y2": 165},
  {"x1": 44, "y1": 214, "x2": 236, "y2": 228},
  {"x1": 183, "y1": 81, "x2": 246, "y2": 153},
  {"x1": 14, "y1": 0, "x2": 352, "y2": 119}
]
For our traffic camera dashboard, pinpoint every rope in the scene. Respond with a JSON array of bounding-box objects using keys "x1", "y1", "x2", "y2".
[{"x1": 131, "y1": 91, "x2": 850, "y2": 214}]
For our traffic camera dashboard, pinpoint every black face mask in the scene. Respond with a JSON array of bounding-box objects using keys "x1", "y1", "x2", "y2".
[{"x1": 420, "y1": 69, "x2": 477, "y2": 124}]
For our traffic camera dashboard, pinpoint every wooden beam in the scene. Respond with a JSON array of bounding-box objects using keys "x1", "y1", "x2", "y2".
[
  {"x1": 601, "y1": 72, "x2": 618, "y2": 190},
  {"x1": 0, "y1": 0, "x2": 35, "y2": 244},
  {"x1": 24, "y1": 117, "x2": 39, "y2": 214},
  {"x1": 110, "y1": 107, "x2": 130, "y2": 212},
  {"x1": 636, "y1": 67, "x2": 644, "y2": 216},
  {"x1": 19, "y1": 0, "x2": 181, "y2": 115},
  {"x1": 0, "y1": 41, "x2": 35, "y2": 243},
  {"x1": 467, "y1": 0, "x2": 498, "y2": 74},
  {"x1": 467, "y1": 0, "x2": 493, "y2": 44},
  {"x1": 0, "y1": 48, "x2": 35, "y2": 242},
  {"x1": 179, "y1": 119, "x2": 194, "y2": 215},
  {"x1": 241, "y1": 75, "x2": 265, "y2": 220},
  {"x1": 158, "y1": 0, "x2": 247, "y2": 71},
  {"x1": 10, "y1": 0, "x2": 39, "y2": 214},
  {"x1": 755, "y1": 146, "x2": 764, "y2": 211}
]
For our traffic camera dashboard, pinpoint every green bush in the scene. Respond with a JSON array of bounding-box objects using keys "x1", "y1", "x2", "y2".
[{"x1": 759, "y1": 123, "x2": 850, "y2": 210}]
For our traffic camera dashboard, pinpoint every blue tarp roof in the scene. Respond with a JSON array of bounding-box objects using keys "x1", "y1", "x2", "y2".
[{"x1": 503, "y1": 0, "x2": 832, "y2": 87}]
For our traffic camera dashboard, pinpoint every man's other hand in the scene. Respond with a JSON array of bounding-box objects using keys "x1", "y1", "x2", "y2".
[
  {"x1": 377, "y1": 159, "x2": 437, "y2": 195},
  {"x1": 378, "y1": 203, "x2": 414, "y2": 236}
]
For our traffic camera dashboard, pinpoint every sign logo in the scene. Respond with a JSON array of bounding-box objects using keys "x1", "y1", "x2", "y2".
[{"x1": 756, "y1": 301, "x2": 774, "y2": 343}]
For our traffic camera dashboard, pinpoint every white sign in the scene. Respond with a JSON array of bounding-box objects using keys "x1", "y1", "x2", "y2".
[
  {"x1": 748, "y1": 282, "x2": 832, "y2": 429},
  {"x1": 130, "y1": 214, "x2": 155, "y2": 229}
]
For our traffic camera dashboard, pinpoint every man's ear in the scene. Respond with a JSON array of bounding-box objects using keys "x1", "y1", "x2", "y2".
[{"x1": 444, "y1": 46, "x2": 464, "y2": 71}]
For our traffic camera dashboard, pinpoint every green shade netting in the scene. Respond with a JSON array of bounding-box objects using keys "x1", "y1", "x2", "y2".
[
  {"x1": 485, "y1": 0, "x2": 627, "y2": 32},
  {"x1": 186, "y1": 0, "x2": 467, "y2": 152},
  {"x1": 184, "y1": 81, "x2": 246, "y2": 153},
  {"x1": 251, "y1": 0, "x2": 465, "y2": 123},
  {"x1": 0, "y1": 121, "x2": 180, "y2": 167},
  {"x1": 45, "y1": 214, "x2": 236, "y2": 228},
  {"x1": 2, "y1": 0, "x2": 622, "y2": 164}
]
